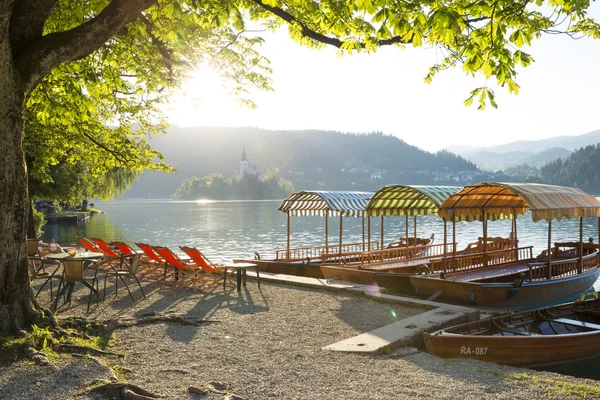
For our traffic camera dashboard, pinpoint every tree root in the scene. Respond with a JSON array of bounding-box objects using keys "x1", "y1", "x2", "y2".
[
  {"x1": 90, "y1": 382, "x2": 160, "y2": 399},
  {"x1": 61, "y1": 312, "x2": 219, "y2": 334},
  {"x1": 104, "y1": 311, "x2": 220, "y2": 330},
  {"x1": 56, "y1": 344, "x2": 124, "y2": 358}
]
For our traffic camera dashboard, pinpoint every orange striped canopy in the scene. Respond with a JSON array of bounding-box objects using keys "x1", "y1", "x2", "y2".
[{"x1": 437, "y1": 182, "x2": 600, "y2": 223}]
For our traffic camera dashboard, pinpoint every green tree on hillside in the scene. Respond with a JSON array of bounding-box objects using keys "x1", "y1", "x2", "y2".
[
  {"x1": 539, "y1": 144, "x2": 600, "y2": 193},
  {"x1": 1, "y1": 0, "x2": 599, "y2": 335}
]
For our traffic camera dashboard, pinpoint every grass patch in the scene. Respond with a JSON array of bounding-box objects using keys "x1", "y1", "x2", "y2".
[
  {"x1": 111, "y1": 365, "x2": 129, "y2": 381},
  {"x1": 0, "y1": 324, "x2": 114, "y2": 360},
  {"x1": 507, "y1": 372, "x2": 600, "y2": 399}
]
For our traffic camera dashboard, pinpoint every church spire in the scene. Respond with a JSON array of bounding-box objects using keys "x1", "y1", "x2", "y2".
[{"x1": 241, "y1": 146, "x2": 247, "y2": 161}]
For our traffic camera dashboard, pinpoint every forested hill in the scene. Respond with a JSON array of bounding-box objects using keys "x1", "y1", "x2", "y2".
[
  {"x1": 539, "y1": 144, "x2": 600, "y2": 194},
  {"x1": 124, "y1": 126, "x2": 477, "y2": 199}
]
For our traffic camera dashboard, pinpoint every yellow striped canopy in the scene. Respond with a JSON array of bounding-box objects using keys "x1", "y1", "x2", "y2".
[
  {"x1": 438, "y1": 182, "x2": 600, "y2": 223},
  {"x1": 366, "y1": 185, "x2": 463, "y2": 217}
]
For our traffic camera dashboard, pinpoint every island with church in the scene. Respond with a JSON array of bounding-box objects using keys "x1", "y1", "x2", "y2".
[{"x1": 172, "y1": 147, "x2": 295, "y2": 200}]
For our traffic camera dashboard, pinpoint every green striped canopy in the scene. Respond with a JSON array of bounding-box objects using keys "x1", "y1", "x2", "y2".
[{"x1": 366, "y1": 185, "x2": 463, "y2": 217}]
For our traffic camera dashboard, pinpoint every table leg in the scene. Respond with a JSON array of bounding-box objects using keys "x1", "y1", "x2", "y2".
[
  {"x1": 237, "y1": 268, "x2": 242, "y2": 292},
  {"x1": 255, "y1": 266, "x2": 261, "y2": 289},
  {"x1": 243, "y1": 269, "x2": 247, "y2": 287},
  {"x1": 223, "y1": 267, "x2": 227, "y2": 291}
]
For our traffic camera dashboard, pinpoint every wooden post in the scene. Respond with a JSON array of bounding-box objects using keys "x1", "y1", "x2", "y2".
[
  {"x1": 325, "y1": 210, "x2": 329, "y2": 254},
  {"x1": 368, "y1": 217, "x2": 371, "y2": 250},
  {"x1": 362, "y1": 216, "x2": 365, "y2": 252},
  {"x1": 405, "y1": 214, "x2": 409, "y2": 257},
  {"x1": 287, "y1": 211, "x2": 291, "y2": 259},
  {"x1": 339, "y1": 215, "x2": 343, "y2": 260},
  {"x1": 381, "y1": 215, "x2": 385, "y2": 249},
  {"x1": 452, "y1": 218, "x2": 456, "y2": 257},
  {"x1": 513, "y1": 212, "x2": 519, "y2": 261},
  {"x1": 443, "y1": 220, "x2": 447, "y2": 256},
  {"x1": 482, "y1": 210, "x2": 488, "y2": 267},
  {"x1": 579, "y1": 217, "x2": 583, "y2": 274},
  {"x1": 413, "y1": 215, "x2": 417, "y2": 243},
  {"x1": 547, "y1": 221, "x2": 552, "y2": 279}
]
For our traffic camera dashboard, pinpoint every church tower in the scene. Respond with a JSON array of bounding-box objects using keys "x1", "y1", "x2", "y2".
[{"x1": 240, "y1": 146, "x2": 249, "y2": 177}]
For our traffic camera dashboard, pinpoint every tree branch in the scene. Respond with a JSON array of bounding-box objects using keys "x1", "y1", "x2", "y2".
[
  {"x1": 249, "y1": 0, "x2": 410, "y2": 47},
  {"x1": 139, "y1": 14, "x2": 193, "y2": 71},
  {"x1": 10, "y1": 0, "x2": 57, "y2": 57},
  {"x1": 15, "y1": 0, "x2": 157, "y2": 96}
]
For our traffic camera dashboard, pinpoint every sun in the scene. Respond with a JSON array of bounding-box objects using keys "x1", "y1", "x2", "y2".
[{"x1": 166, "y1": 64, "x2": 246, "y2": 127}]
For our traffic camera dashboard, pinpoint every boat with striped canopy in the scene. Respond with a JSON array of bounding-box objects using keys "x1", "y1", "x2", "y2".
[
  {"x1": 424, "y1": 292, "x2": 600, "y2": 368},
  {"x1": 411, "y1": 182, "x2": 600, "y2": 310},
  {"x1": 321, "y1": 185, "x2": 487, "y2": 289},
  {"x1": 234, "y1": 190, "x2": 377, "y2": 277}
]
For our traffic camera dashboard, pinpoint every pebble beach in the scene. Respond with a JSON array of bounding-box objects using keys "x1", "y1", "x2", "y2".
[{"x1": 1, "y1": 277, "x2": 599, "y2": 399}]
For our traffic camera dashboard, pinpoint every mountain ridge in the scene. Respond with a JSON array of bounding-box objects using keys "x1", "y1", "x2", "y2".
[{"x1": 124, "y1": 126, "x2": 477, "y2": 198}]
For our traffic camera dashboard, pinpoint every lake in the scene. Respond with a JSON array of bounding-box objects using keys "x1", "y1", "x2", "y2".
[{"x1": 42, "y1": 199, "x2": 600, "y2": 291}]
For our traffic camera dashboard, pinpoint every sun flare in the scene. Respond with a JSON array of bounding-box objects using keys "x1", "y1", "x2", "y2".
[{"x1": 167, "y1": 64, "x2": 243, "y2": 127}]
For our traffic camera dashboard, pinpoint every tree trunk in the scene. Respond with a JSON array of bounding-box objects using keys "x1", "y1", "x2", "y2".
[
  {"x1": 82, "y1": 199, "x2": 88, "y2": 212},
  {"x1": 0, "y1": 18, "x2": 40, "y2": 335}
]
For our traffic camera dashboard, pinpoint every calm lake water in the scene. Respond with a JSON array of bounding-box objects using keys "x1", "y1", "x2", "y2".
[
  {"x1": 42, "y1": 199, "x2": 600, "y2": 290},
  {"x1": 42, "y1": 199, "x2": 600, "y2": 258}
]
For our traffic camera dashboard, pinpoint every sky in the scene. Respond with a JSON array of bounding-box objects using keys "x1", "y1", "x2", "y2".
[{"x1": 167, "y1": 7, "x2": 600, "y2": 153}]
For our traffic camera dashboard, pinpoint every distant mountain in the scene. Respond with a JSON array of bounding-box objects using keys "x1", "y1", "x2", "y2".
[
  {"x1": 449, "y1": 129, "x2": 600, "y2": 155},
  {"x1": 465, "y1": 147, "x2": 573, "y2": 170},
  {"x1": 123, "y1": 127, "x2": 477, "y2": 199},
  {"x1": 525, "y1": 147, "x2": 572, "y2": 168},
  {"x1": 450, "y1": 128, "x2": 600, "y2": 170},
  {"x1": 464, "y1": 150, "x2": 535, "y2": 171}
]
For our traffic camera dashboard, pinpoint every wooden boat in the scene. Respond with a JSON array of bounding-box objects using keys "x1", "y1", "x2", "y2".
[
  {"x1": 412, "y1": 182, "x2": 600, "y2": 309},
  {"x1": 411, "y1": 245, "x2": 600, "y2": 309},
  {"x1": 235, "y1": 190, "x2": 378, "y2": 278},
  {"x1": 424, "y1": 292, "x2": 600, "y2": 367},
  {"x1": 321, "y1": 185, "x2": 466, "y2": 287}
]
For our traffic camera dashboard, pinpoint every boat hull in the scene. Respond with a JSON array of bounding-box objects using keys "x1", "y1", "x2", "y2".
[
  {"x1": 320, "y1": 265, "x2": 375, "y2": 284},
  {"x1": 320, "y1": 265, "x2": 423, "y2": 293},
  {"x1": 411, "y1": 267, "x2": 600, "y2": 310},
  {"x1": 233, "y1": 259, "x2": 325, "y2": 279},
  {"x1": 424, "y1": 330, "x2": 600, "y2": 367}
]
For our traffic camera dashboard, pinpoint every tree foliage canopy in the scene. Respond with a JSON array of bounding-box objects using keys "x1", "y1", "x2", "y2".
[{"x1": 17, "y1": 0, "x2": 600, "y2": 203}]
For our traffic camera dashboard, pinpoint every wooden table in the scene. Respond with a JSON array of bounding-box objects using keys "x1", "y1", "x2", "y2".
[
  {"x1": 222, "y1": 262, "x2": 260, "y2": 292},
  {"x1": 47, "y1": 251, "x2": 104, "y2": 306},
  {"x1": 46, "y1": 251, "x2": 104, "y2": 260}
]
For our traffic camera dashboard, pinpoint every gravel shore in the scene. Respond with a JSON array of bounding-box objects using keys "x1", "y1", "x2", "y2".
[{"x1": 1, "y1": 277, "x2": 599, "y2": 399}]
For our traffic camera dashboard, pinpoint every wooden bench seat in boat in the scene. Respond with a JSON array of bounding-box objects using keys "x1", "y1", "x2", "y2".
[
  {"x1": 499, "y1": 328, "x2": 534, "y2": 336},
  {"x1": 552, "y1": 318, "x2": 600, "y2": 330}
]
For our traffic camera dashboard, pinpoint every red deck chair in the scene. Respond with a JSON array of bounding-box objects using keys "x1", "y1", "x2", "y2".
[
  {"x1": 112, "y1": 241, "x2": 155, "y2": 269},
  {"x1": 76, "y1": 236, "x2": 101, "y2": 253},
  {"x1": 152, "y1": 246, "x2": 211, "y2": 286},
  {"x1": 90, "y1": 237, "x2": 122, "y2": 258},
  {"x1": 75, "y1": 237, "x2": 116, "y2": 271},
  {"x1": 135, "y1": 242, "x2": 170, "y2": 279},
  {"x1": 111, "y1": 241, "x2": 137, "y2": 256},
  {"x1": 91, "y1": 237, "x2": 137, "y2": 272},
  {"x1": 180, "y1": 246, "x2": 233, "y2": 287}
]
